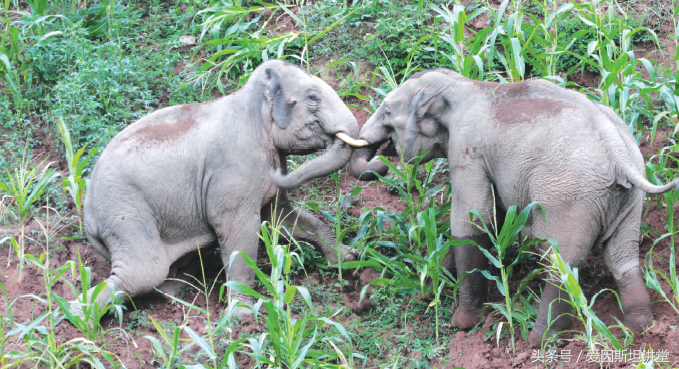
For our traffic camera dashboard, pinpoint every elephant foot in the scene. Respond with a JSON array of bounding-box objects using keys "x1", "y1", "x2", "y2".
[
  {"x1": 528, "y1": 329, "x2": 548, "y2": 348},
  {"x1": 528, "y1": 320, "x2": 570, "y2": 348},
  {"x1": 623, "y1": 306, "x2": 653, "y2": 332},
  {"x1": 451, "y1": 309, "x2": 482, "y2": 330},
  {"x1": 227, "y1": 291, "x2": 255, "y2": 315},
  {"x1": 327, "y1": 244, "x2": 358, "y2": 265}
]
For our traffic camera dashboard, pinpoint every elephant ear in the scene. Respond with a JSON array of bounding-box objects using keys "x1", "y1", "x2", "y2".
[
  {"x1": 406, "y1": 89, "x2": 448, "y2": 140},
  {"x1": 264, "y1": 67, "x2": 295, "y2": 129}
]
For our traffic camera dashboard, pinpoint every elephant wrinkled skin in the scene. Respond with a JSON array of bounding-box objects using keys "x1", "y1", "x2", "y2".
[
  {"x1": 348, "y1": 69, "x2": 678, "y2": 347},
  {"x1": 83, "y1": 60, "x2": 358, "y2": 314}
]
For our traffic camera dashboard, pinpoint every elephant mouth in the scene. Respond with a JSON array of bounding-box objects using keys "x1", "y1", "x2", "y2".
[
  {"x1": 381, "y1": 139, "x2": 397, "y2": 157},
  {"x1": 280, "y1": 148, "x2": 319, "y2": 155}
]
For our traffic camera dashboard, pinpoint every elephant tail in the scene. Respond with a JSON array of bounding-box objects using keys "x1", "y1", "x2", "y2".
[{"x1": 622, "y1": 166, "x2": 679, "y2": 194}]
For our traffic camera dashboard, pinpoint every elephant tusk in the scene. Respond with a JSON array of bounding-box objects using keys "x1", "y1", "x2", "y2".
[{"x1": 336, "y1": 132, "x2": 370, "y2": 147}]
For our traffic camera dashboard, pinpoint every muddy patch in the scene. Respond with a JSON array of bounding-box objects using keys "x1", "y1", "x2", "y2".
[{"x1": 493, "y1": 98, "x2": 570, "y2": 124}]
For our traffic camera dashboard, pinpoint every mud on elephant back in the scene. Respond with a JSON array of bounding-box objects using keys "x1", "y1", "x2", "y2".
[
  {"x1": 346, "y1": 68, "x2": 679, "y2": 347},
  {"x1": 76, "y1": 60, "x2": 361, "y2": 317}
]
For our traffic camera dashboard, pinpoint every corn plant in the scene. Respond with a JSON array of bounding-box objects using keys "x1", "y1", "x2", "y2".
[
  {"x1": 54, "y1": 249, "x2": 126, "y2": 345},
  {"x1": 0, "y1": 142, "x2": 59, "y2": 281},
  {"x1": 644, "y1": 151, "x2": 679, "y2": 316},
  {"x1": 56, "y1": 117, "x2": 98, "y2": 236},
  {"x1": 147, "y1": 246, "x2": 247, "y2": 369},
  {"x1": 429, "y1": 3, "x2": 488, "y2": 80},
  {"x1": 542, "y1": 242, "x2": 631, "y2": 352},
  {"x1": 4, "y1": 202, "x2": 124, "y2": 368},
  {"x1": 225, "y1": 208, "x2": 364, "y2": 368},
  {"x1": 0, "y1": 280, "x2": 12, "y2": 366},
  {"x1": 519, "y1": 1, "x2": 577, "y2": 79},
  {"x1": 469, "y1": 200, "x2": 544, "y2": 353}
]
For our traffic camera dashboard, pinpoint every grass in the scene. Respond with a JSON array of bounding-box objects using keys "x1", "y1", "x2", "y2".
[{"x1": 0, "y1": 0, "x2": 678, "y2": 367}]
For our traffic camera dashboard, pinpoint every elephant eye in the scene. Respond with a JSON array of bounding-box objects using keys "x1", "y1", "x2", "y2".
[
  {"x1": 307, "y1": 93, "x2": 321, "y2": 103},
  {"x1": 383, "y1": 107, "x2": 391, "y2": 118}
]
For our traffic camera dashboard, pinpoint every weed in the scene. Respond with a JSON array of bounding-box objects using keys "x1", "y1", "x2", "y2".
[{"x1": 0, "y1": 142, "x2": 59, "y2": 281}]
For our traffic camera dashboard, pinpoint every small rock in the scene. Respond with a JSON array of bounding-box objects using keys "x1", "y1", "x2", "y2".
[{"x1": 179, "y1": 35, "x2": 197, "y2": 46}]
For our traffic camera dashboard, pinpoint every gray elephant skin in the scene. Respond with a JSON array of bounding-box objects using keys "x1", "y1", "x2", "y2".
[
  {"x1": 83, "y1": 60, "x2": 359, "y2": 313},
  {"x1": 348, "y1": 69, "x2": 678, "y2": 347}
]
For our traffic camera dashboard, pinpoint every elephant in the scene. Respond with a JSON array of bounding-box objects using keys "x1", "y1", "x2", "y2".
[
  {"x1": 346, "y1": 68, "x2": 679, "y2": 346},
  {"x1": 82, "y1": 60, "x2": 363, "y2": 314}
]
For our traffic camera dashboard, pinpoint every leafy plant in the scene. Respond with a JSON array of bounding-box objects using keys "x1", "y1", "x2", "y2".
[
  {"x1": 469, "y1": 200, "x2": 544, "y2": 352},
  {"x1": 225, "y1": 207, "x2": 364, "y2": 368},
  {"x1": 542, "y1": 242, "x2": 632, "y2": 352},
  {"x1": 0, "y1": 142, "x2": 59, "y2": 281},
  {"x1": 55, "y1": 116, "x2": 97, "y2": 236},
  {"x1": 55, "y1": 250, "x2": 126, "y2": 345},
  {"x1": 4, "y1": 201, "x2": 124, "y2": 368}
]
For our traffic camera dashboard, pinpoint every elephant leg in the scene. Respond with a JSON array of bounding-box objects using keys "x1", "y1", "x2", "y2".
[
  {"x1": 602, "y1": 204, "x2": 652, "y2": 332},
  {"x1": 263, "y1": 202, "x2": 356, "y2": 264},
  {"x1": 216, "y1": 210, "x2": 261, "y2": 315},
  {"x1": 528, "y1": 279, "x2": 572, "y2": 347},
  {"x1": 157, "y1": 255, "x2": 202, "y2": 297},
  {"x1": 448, "y1": 172, "x2": 494, "y2": 330},
  {"x1": 443, "y1": 247, "x2": 456, "y2": 278},
  {"x1": 74, "y1": 212, "x2": 171, "y2": 317},
  {"x1": 529, "y1": 218, "x2": 597, "y2": 347},
  {"x1": 451, "y1": 236, "x2": 491, "y2": 329}
]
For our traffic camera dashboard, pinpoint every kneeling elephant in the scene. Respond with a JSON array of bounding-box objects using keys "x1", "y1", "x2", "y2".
[{"x1": 83, "y1": 60, "x2": 359, "y2": 313}]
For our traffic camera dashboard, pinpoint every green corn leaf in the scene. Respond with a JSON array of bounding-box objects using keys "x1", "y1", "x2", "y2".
[
  {"x1": 148, "y1": 315, "x2": 172, "y2": 345},
  {"x1": 145, "y1": 335, "x2": 169, "y2": 365},
  {"x1": 184, "y1": 325, "x2": 215, "y2": 359},
  {"x1": 158, "y1": 290, "x2": 208, "y2": 314},
  {"x1": 224, "y1": 280, "x2": 265, "y2": 300},
  {"x1": 283, "y1": 285, "x2": 297, "y2": 304}
]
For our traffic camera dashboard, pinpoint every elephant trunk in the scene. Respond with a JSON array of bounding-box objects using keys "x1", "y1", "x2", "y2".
[
  {"x1": 272, "y1": 134, "x2": 353, "y2": 190},
  {"x1": 349, "y1": 142, "x2": 389, "y2": 181}
]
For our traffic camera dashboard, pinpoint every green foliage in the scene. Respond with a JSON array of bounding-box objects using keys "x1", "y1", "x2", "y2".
[
  {"x1": 0, "y1": 143, "x2": 59, "y2": 280},
  {"x1": 56, "y1": 250, "x2": 126, "y2": 344},
  {"x1": 469, "y1": 201, "x2": 544, "y2": 352},
  {"x1": 4, "y1": 210, "x2": 125, "y2": 368},
  {"x1": 544, "y1": 242, "x2": 633, "y2": 351},
  {"x1": 225, "y1": 212, "x2": 365, "y2": 368},
  {"x1": 1, "y1": 0, "x2": 679, "y2": 366},
  {"x1": 55, "y1": 117, "x2": 97, "y2": 235}
]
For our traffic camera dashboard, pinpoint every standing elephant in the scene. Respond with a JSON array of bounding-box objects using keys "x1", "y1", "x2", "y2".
[
  {"x1": 83, "y1": 60, "x2": 360, "y2": 313},
  {"x1": 347, "y1": 69, "x2": 678, "y2": 346}
]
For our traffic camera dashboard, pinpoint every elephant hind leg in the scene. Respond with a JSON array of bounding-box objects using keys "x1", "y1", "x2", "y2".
[
  {"x1": 75, "y1": 217, "x2": 173, "y2": 316},
  {"x1": 601, "y1": 207, "x2": 652, "y2": 333},
  {"x1": 528, "y1": 222, "x2": 598, "y2": 348}
]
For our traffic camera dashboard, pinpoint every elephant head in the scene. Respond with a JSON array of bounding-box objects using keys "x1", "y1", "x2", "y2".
[
  {"x1": 251, "y1": 60, "x2": 363, "y2": 189},
  {"x1": 348, "y1": 70, "x2": 455, "y2": 180}
]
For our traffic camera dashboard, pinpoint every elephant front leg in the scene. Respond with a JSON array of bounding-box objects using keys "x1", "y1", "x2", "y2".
[
  {"x1": 451, "y1": 236, "x2": 490, "y2": 329},
  {"x1": 216, "y1": 212, "x2": 262, "y2": 315},
  {"x1": 265, "y1": 202, "x2": 357, "y2": 264}
]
